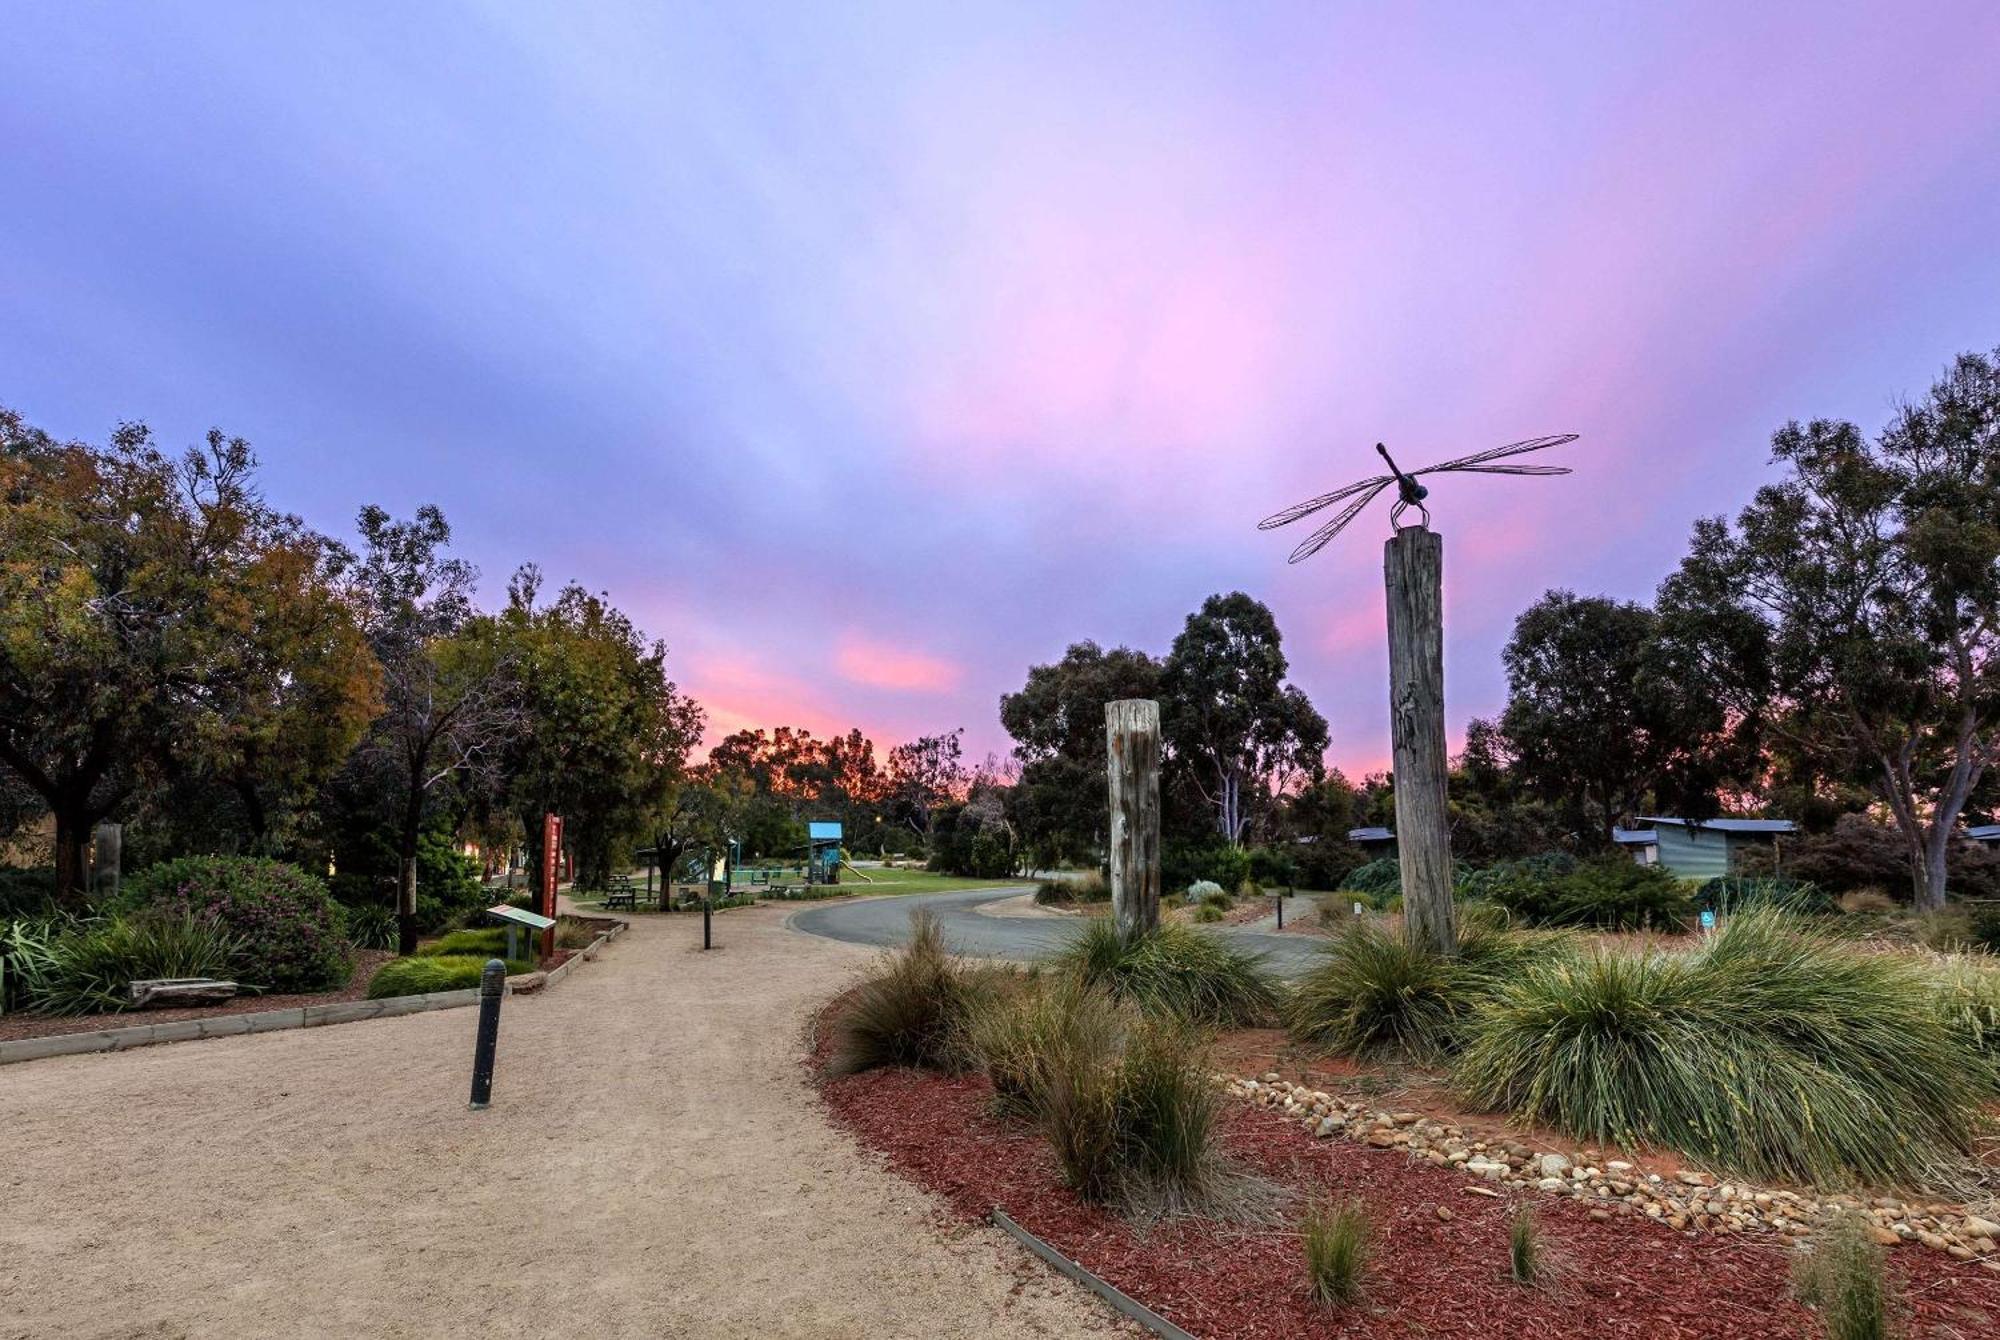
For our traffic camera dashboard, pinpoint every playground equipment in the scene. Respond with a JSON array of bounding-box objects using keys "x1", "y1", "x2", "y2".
[{"x1": 807, "y1": 821, "x2": 842, "y2": 884}]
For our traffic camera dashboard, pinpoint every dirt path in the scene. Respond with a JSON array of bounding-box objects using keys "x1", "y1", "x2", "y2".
[{"x1": 0, "y1": 906, "x2": 1123, "y2": 1339}]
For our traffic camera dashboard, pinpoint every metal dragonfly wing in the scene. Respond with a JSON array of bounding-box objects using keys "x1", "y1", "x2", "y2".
[{"x1": 1258, "y1": 433, "x2": 1578, "y2": 563}]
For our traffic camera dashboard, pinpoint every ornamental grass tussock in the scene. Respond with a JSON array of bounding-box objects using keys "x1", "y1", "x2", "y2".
[
  {"x1": 1301, "y1": 1197, "x2": 1373, "y2": 1307},
  {"x1": 827, "y1": 908, "x2": 998, "y2": 1077},
  {"x1": 1792, "y1": 1209, "x2": 1899, "y2": 1340},
  {"x1": 1451, "y1": 909, "x2": 1989, "y2": 1189},
  {"x1": 1056, "y1": 918, "x2": 1276, "y2": 1026}
]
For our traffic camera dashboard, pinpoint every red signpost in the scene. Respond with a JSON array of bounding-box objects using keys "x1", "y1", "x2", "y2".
[{"x1": 541, "y1": 813, "x2": 563, "y2": 960}]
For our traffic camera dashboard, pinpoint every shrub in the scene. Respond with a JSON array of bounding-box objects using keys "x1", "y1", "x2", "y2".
[
  {"x1": 828, "y1": 909, "x2": 993, "y2": 1076},
  {"x1": 343, "y1": 903, "x2": 397, "y2": 950},
  {"x1": 1035, "y1": 872, "x2": 1109, "y2": 907},
  {"x1": 1302, "y1": 1199, "x2": 1372, "y2": 1307},
  {"x1": 366, "y1": 953, "x2": 532, "y2": 999},
  {"x1": 1247, "y1": 846, "x2": 1296, "y2": 889},
  {"x1": 0, "y1": 914, "x2": 68, "y2": 1012},
  {"x1": 418, "y1": 928, "x2": 509, "y2": 957},
  {"x1": 1286, "y1": 917, "x2": 1574, "y2": 1061},
  {"x1": 1792, "y1": 1210, "x2": 1896, "y2": 1340},
  {"x1": 19, "y1": 911, "x2": 243, "y2": 1015},
  {"x1": 0, "y1": 867, "x2": 56, "y2": 919},
  {"x1": 1454, "y1": 911, "x2": 1989, "y2": 1187},
  {"x1": 1192, "y1": 902, "x2": 1226, "y2": 923},
  {"x1": 1838, "y1": 888, "x2": 1899, "y2": 916},
  {"x1": 1486, "y1": 857, "x2": 1691, "y2": 931},
  {"x1": 1755, "y1": 813, "x2": 2000, "y2": 901},
  {"x1": 1340, "y1": 859, "x2": 1401, "y2": 900},
  {"x1": 1186, "y1": 880, "x2": 1225, "y2": 903},
  {"x1": 1058, "y1": 919, "x2": 1276, "y2": 1025},
  {"x1": 1696, "y1": 875, "x2": 1832, "y2": 916},
  {"x1": 556, "y1": 915, "x2": 603, "y2": 950},
  {"x1": 1457, "y1": 853, "x2": 1577, "y2": 905},
  {"x1": 1967, "y1": 902, "x2": 2000, "y2": 953},
  {"x1": 121, "y1": 856, "x2": 351, "y2": 992}
]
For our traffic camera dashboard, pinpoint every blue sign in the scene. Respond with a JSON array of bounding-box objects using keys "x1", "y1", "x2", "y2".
[{"x1": 1699, "y1": 909, "x2": 1717, "y2": 932}]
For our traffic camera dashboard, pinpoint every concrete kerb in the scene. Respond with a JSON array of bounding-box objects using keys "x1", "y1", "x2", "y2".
[{"x1": 0, "y1": 919, "x2": 629, "y2": 1067}]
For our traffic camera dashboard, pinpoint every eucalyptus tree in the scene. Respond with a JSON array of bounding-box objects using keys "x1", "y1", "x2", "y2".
[
  {"x1": 1658, "y1": 348, "x2": 2000, "y2": 909},
  {"x1": 1159, "y1": 592, "x2": 1328, "y2": 845}
]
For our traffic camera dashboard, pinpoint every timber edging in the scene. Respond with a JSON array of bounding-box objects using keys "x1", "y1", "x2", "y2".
[{"x1": 0, "y1": 918, "x2": 627, "y2": 1067}]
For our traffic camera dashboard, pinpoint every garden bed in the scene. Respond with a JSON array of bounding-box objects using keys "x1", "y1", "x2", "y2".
[
  {"x1": 0, "y1": 948, "x2": 397, "y2": 1043},
  {"x1": 814, "y1": 1006, "x2": 2000, "y2": 1339}
]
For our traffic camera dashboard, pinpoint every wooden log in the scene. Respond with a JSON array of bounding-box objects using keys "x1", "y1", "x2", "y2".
[
  {"x1": 1384, "y1": 527, "x2": 1457, "y2": 957},
  {"x1": 1105, "y1": 699, "x2": 1163, "y2": 940},
  {"x1": 128, "y1": 978, "x2": 239, "y2": 1008}
]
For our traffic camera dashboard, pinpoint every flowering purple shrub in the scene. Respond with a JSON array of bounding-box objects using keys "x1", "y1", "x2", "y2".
[{"x1": 119, "y1": 857, "x2": 352, "y2": 992}]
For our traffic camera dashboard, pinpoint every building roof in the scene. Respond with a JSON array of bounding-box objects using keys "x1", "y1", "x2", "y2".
[
  {"x1": 1638, "y1": 816, "x2": 1796, "y2": 835},
  {"x1": 1611, "y1": 828, "x2": 1658, "y2": 845},
  {"x1": 1347, "y1": 827, "x2": 1394, "y2": 843},
  {"x1": 1966, "y1": 824, "x2": 2000, "y2": 841},
  {"x1": 807, "y1": 821, "x2": 843, "y2": 841}
]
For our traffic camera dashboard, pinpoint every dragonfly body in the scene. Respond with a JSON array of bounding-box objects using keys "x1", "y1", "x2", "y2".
[{"x1": 1259, "y1": 433, "x2": 1577, "y2": 563}]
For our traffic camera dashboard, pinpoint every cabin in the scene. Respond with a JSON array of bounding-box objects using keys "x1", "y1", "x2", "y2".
[
  {"x1": 1638, "y1": 816, "x2": 1796, "y2": 880},
  {"x1": 1611, "y1": 828, "x2": 1659, "y2": 865},
  {"x1": 1347, "y1": 827, "x2": 1396, "y2": 858}
]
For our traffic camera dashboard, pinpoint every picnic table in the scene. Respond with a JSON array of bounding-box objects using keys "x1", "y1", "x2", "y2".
[{"x1": 603, "y1": 873, "x2": 637, "y2": 911}]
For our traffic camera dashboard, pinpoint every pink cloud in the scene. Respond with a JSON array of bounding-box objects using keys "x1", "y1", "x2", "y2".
[{"x1": 834, "y1": 633, "x2": 963, "y2": 694}]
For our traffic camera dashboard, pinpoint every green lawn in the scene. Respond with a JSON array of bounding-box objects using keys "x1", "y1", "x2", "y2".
[{"x1": 821, "y1": 868, "x2": 1028, "y2": 896}]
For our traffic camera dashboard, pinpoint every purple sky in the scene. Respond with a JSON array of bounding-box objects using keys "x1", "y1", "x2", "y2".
[{"x1": 6, "y1": 3, "x2": 1999, "y2": 773}]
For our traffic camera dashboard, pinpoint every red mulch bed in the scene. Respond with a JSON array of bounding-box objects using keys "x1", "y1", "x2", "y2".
[{"x1": 814, "y1": 1022, "x2": 2000, "y2": 1337}]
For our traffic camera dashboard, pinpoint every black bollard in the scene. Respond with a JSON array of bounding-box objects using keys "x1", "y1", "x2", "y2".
[
  {"x1": 467, "y1": 958, "x2": 506, "y2": 1110},
  {"x1": 702, "y1": 895, "x2": 712, "y2": 949},
  {"x1": 1275, "y1": 893, "x2": 1285, "y2": 930}
]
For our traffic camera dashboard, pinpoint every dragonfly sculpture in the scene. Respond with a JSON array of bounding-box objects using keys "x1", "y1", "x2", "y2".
[{"x1": 1258, "y1": 433, "x2": 1579, "y2": 564}]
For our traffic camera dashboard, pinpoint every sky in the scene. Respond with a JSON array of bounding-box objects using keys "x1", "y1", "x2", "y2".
[{"x1": 5, "y1": 2, "x2": 1999, "y2": 774}]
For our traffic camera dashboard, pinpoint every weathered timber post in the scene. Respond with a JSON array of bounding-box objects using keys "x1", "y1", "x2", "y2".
[
  {"x1": 1384, "y1": 527, "x2": 1457, "y2": 957},
  {"x1": 1105, "y1": 699, "x2": 1163, "y2": 940}
]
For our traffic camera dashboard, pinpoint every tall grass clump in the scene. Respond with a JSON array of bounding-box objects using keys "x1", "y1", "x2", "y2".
[
  {"x1": 1792, "y1": 1210, "x2": 1897, "y2": 1340},
  {"x1": 1930, "y1": 955, "x2": 2000, "y2": 1093},
  {"x1": 1454, "y1": 910, "x2": 1989, "y2": 1187},
  {"x1": 1285, "y1": 916, "x2": 1573, "y2": 1061},
  {"x1": 966, "y1": 973, "x2": 1127, "y2": 1119},
  {"x1": 1057, "y1": 919, "x2": 1276, "y2": 1025},
  {"x1": 828, "y1": 909, "x2": 992, "y2": 1076},
  {"x1": 1508, "y1": 1204, "x2": 1542, "y2": 1286},
  {"x1": 971, "y1": 978, "x2": 1229, "y2": 1214},
  {"x1": 1302, "y1": 1199, "x2": 1372, "y2": 1307},
  {"x1": 20, "y1": 912, "x2": 244, "y2": 1016}
]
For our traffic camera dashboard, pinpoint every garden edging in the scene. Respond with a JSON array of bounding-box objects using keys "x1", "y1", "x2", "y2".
[{"x1": 0, "y1": 919, "x2": 628, "y2": 1067}]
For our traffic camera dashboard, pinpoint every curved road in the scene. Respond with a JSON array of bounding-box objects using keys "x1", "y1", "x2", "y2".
[{"x1": 789, "y1": 885, "x2": 1327, "y2": 977}]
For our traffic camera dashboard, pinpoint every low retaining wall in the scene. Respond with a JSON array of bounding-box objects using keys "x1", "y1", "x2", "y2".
[{"x1": 0, "y1": 919, "x2": 628, "y2": 1067}]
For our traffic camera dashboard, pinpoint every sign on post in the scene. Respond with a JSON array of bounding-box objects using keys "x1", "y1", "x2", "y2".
[{"x1": 540, "y1": 813, "x2": 564, "y2": 960}]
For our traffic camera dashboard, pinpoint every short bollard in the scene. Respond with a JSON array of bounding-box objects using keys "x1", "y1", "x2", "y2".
[
  {"x1": 1274, "y1": 893, "x2": 1285, "y2": 930},
  {"x1": 467, "y1": 958, "x2": 506, "y2": 1110},
  {"x1": 702, "y1": 895, "x2": 713, "y2": 950}
]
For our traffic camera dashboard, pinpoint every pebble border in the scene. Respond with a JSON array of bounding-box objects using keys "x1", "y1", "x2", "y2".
[
  {"x1": 1228, "y1": 1073, "x2": 2000, "y2": 1271},
  {"x1": 0, "y1": 919, "x2": 628, "y2": 1067}
]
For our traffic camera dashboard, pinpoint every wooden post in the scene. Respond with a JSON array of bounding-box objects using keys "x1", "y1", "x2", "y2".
[
  {"x1": 1384, "y1": 528, "x2": 1457, "y2": 957},
  {"x1": 1105, "y1": 699, "x2": 1162, "y2": 940}
]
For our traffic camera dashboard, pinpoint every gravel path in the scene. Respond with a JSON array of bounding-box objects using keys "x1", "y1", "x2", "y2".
[{"x1": 0, "y1": 905, "x2": 1125, "y2": 1339}]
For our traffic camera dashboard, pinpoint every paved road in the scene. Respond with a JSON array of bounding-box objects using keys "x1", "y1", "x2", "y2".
[{"x1": 789, "y1": 885, "x2": 1328, "y2": 977}]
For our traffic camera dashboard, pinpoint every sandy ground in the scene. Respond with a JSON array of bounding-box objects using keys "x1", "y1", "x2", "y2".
[{"x1": 0, "y1": 905, "x2": 1124, "y2": 1340}]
